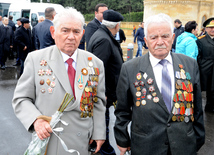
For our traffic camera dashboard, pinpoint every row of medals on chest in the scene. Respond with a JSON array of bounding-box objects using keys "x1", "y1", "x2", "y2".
[{"x1": 80, "y1": 57, "x2": 99, "y2": 118}]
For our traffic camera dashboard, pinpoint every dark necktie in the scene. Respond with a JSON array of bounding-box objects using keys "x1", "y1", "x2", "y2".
[
  {"x1": 159, "y1": 59, "x2": 172, "y2": 112},
  {"x1": 66, "y1": 58, "x2": 76, "y2": 98}
]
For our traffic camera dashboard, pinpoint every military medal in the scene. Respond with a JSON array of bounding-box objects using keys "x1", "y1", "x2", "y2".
[
  {"x1": 134, "y1": 81, "x2": 139, "y2": 87},
  {"x1": 186, "y1": 72, "x2": 191, "y2": 80},
  {"x1": 149, "y1": 85, "x2": 155, "y2": 92},
  {"x1": 48, "y1": 87, "x2": 53, "y2": 93},
  {"x1": 50, "y1": 81, "x2": 55, "y2": 88},
  {"x1": 180, "y1": 116, "x2": 184, "y2": 122},
  {"x1": 46, "y1": 79, "x2": 51, "y2": 86},
  {"x1": 136, "y1": 91, "x2": 141, "y2": 97},
  {"x1": 52, "y1": 75, "x2": 55, "y2": 81},
  {"x1": 179, "y1": 103, "x2": 185, "y2": 115},
  {"x1": 88, "y1": 57, "x2": 93, "y2": 67},
  {"x1": 41, "y1": 88, "x2": 45, "y2": 93},
  {"x1": 93, "y1": 97, "x2": 98, "y2": 102},
  {"x1": 40, "y1": 79, "x2": 45, "y2": 85},
  {"x1": 175, "y1": 71, "x2": 180, "y2": 79},
  {"x1": 147, "y1": 78, "x2": 153, "y2": 85},
  {"x1": 46, "y1": 69, "x2": 52, "y2": 75},
  {"x1": 143, "y1": 72, "x2": 148, "y2": 79},
  {"x1": 141, "y1": 100, "x2": 146, "y2": 105},
  {"x1": 153, "y1": 97, "x2": 159, "y2": 103},
  {"x1": 136, "y1": 73, "x2": 142, "y2": 80},
  {"x1": 85, "y1": 87, "x2": 90, "y2": 92},
  {"x1": 40, "y1": 60, "x2": 47, "y2": 66},
  {"x1": 139, "y1": 81, "x2": 144, "y2": 87},
  {"x1": 172, "y1": 115, "x2": 177, "y2": 121},
  {"x1": 136, "y1": 101, "x2": 140, "y2": 106},
  {"x1": 38, "y1": 69, "x2": 45, "y2": 76},
  {"x1": 147, "y1": 94, "x2": 152, "y2": 100},
  {"x1": 184, "y1": 116, "x2": 189, "y2": 123},
  {"x1": 174, "y1": 103, "x2": 180, "y2": 109},
  {"x1": 136, "y1": 87, "x2": 141, "y2": 91},
  {"x1": 152, "y1": 92, "x2": 157, "y2": 97},
  {"x1": 77, "y1": 75, "x2": 84, "y2": 89},
  {"x1": 81, "y1": 68, "x2": 88, "y2": 75}
]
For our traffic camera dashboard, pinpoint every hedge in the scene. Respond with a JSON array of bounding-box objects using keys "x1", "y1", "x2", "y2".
[{"x1": 84, "y1": 12, "x2": 144, "y2": 22}]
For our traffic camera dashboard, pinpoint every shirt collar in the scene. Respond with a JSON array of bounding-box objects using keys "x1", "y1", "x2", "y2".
[
  {"x1": 149, "y1": 51, "x2": 172, "y2": 67},
  {"x1": 60, "y1": 49, "x2": 78, "y2": 63}
]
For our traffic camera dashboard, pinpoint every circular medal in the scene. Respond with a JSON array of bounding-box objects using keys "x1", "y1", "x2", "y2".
[
  {"x1": 139, "y1": 81, "x2": 144, "y2": 87},
  {"x1": 136, "y1": 91, "x2": 141, "y2": 97},
  {"x1": 41, "y1": 88, "x2": 45, "y2": 93},
  {"x1": 149, "y1": 85, "x2": 155, "y2": 92},
  {"x1": 152, "y1": 92, "x2": 157, "y2": 97},
  {"x1": 81, "y1": 68, "x2": 88, "y2": 75},
  {"x1": 38, "y1": 69, "x2": 45, "y2": 76},
  {"x1": 46, "y1": 69, "x2": 52, "y2": 76},
  {"x1": 184, "y1": 116, "x2": 189, "y2": 123},
  {"x1": 186, "y1": 103, "x2": 191, "y2": 108},
  {"x1": 134, "y1": 81, "x2": 139, "y2": 87},
  {"x1": 78, "y1": 84, "x2": 83, "y2": 89},
  {"x1": 50, "y1": 81, "x2": 55, "y2": 88},
  {"x1": 136, "y1": 73, "x2": 142, "y2": 80},
  {"x1": 141, "y1": 100, "x2": 146, "y2": 105},
  {"x1": 179, "y1": 64, "x2": 183, "y2": 69},
  {"x1": 142, "y1": 88, "x2": 146, "y2": 95},
  {"x1": 147, "y1": 94, "x2": 152, "y2": 100},
  {"x1": 48, "y1": 87, "x2": 53, "y2": 93},
  {"x1": 175, "y1": 103, "x2": 180, "y2": 109},
  {"x1": 93, "y1": 97, "x2": 98, "y2": 102},
  {"x1": 85, "y1": 87, "x2": 90, "y2": 92},
  {"x1": 88, "y1": 61, "x2": 93, "y2": 67},
  {"x1": 40, "y1": 60, "x2": 47, "y2": 66},
  {"x1": 153, "y1": 97, "x2": 159, "y2": 103},
  {"x1": 172, "y1": 115, "x2": 177, "y2": 121},
  {"x1": 136, "y1": 101, "x2": 140, "y2": 107},
  {"x1": 180, "y1": 116, "x2": 184, "y2": 122}
]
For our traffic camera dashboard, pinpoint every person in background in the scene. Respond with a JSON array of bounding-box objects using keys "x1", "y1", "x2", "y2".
[
  {"x1": 85, "y1": 3, "x2": 108, "y2": 50},
  {"x1": 175, "y1": 21, "x2": 198, "y2": 60},
  {"x1": 198, "y1": 27, "x2": 207, "y2": 37},
  {"x1": 197, "y1": 17, "x2": 214, "y2": 113},
  {"x1": 88, "y1": 9, "x2": 124, "y2": 155},
  {"x1": 114, "y1": 13, "x2": 205, "y2": 155},
  {"x1": 34, "y1": 7, "x2": 56, "y2": 50},
  {"x1": 15, "y1": 18, "x2": 32, "y2": 75},
  {"x1": 134, "y1": 22, "x2": 145, "y2": 57},
  {"x1": 8, "y1": 15, "x2": 16, "y2": 31},
  {"x1": 12, "y1": 7, "x2": 106, "y2": 155},
  {"x1": 0, "y1": 17, "x2": 14, "y2": 70},
  {"x1": 133, "y1": 25, "x2": 136, "y2": 36},
  {"x1": 78, "y1": 23, "x2": 86, "y2": 50},
  {"x1": 115, "y1": 28, "x2": 126, "y2": 44},
  {"x1": 0, "y1": 16, "x2": 3, "y2": 25},
  {"x1": 172, "y1": 19, "x2": 184, "y2": 52},
  {"x1": 38, "y1": 16, "x2": 45, "y2": 23}
]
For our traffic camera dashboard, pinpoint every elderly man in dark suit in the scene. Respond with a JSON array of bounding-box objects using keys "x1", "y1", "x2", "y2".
[
  {"x1": 197, "y1": 17, "x2": 214, "y2": 113},
  {"x1": 114, "y1": 13, "x2": 205, "y2": 155},
  {"x1": 33, "y1": 7, "x2": 56, "y2": 50},
  {"x1": 15, "y1": 18, "x2": 32, "y2": 75},
  {"x1": 0, "y1": 17, "x2": 14, "y2": 70},
  {"x1": 88, "y1": 10, "x2": 124, "y2": 155},
  {"x1": 85, "y1": 3, "x2": 108, "y2": 50}
]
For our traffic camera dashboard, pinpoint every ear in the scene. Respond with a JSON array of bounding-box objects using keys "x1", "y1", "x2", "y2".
[
  {"x1": 50, "y1": 26, "x2": 55, "y2": 39},
  {"x1": 172, "y1": 33, "x2": 175, "y2": 44}
]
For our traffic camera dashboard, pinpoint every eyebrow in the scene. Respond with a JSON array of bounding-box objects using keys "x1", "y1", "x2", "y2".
[{"x1": 149, "y1": 34, "x2": 170, "y2": 37}]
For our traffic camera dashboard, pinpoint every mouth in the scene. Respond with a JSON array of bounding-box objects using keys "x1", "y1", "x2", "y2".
[{"x1": 155, "y1": 46, "x2": 166, "y2": 50}]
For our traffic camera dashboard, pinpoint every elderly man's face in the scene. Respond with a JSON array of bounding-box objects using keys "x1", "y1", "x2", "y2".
[
  {"x1": 51, "y1": 19, "x2": 84, "y2": 56},
  {"x1": 144, "y1": 23, "x2": 175, "y2": 59},
  {"x1": 206, "y1": 27, "x2": 214, "y2": 37},
  {"x1": 3, "y1": 18, "x2": 8, "y2": 25}
]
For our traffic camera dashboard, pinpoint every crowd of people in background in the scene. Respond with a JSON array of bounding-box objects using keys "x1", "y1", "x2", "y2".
[{"x1": 1, "y1": 3, "x2": 214, "y2": 155}]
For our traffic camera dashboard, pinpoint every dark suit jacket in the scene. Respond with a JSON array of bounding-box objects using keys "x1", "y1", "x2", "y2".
[
  {"x1": 15, "y1": 26, "x2": 32, "y2": 60},
  {"x1": 8, "y1": 20, "x2": 16, "y2": 31},
  {"x1": 34, "y1": 19, "x2": 55, "y2": 49},
  {"x1": 85, "y1": 18, "x2": 101, "y2": 50},
  {"x1": 88, "y1": 25, "x2": 124, "y2": 107},
  {"x1": 117, "y1": 29, "x2": 126, "y2": 43},
  {"x1": 114, "y1": 52, "x2": 205, "y2": 155},
  {"x1": 197, "y1": 34, "x2": 214, "y2": 91}
]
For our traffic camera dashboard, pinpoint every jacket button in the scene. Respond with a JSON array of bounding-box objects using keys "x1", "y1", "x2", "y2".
[
  {"x1": 77, "y1": 132, "x2": 81, "y2": 137},
  {"x1": 167, "y1": 123, "x2": 170, "y2": 127}
]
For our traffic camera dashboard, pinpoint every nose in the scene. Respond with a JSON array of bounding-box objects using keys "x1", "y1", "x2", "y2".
[
  {"x1": 157, "y1": 37, "x2": 164, "y2": 45},
  {"x1": 68, "y1": 32, "x2": 75, "y2": 39}
]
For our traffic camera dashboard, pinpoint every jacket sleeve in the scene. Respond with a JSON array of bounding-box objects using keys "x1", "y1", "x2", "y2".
[
  {"x1": 15, "y1": 30, "x2": 26, "y2": 50},
  {"x1": 114, "y1": 63, "x2": 132, "y2": 147},
  {"x1": 192, "y1": 60, "x2": 205, "y2": 151}
]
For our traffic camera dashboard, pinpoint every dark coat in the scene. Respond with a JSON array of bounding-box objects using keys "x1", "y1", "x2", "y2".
[
  {"x1": 85, "y1": 18, "x2": 101, "y2": 50},
  {"x1": 15, "y1": 26, "x2": 32, "y2": 60},
  {"x1": 0, "y1": 25, "x2": 14, "y2": 57},
  {"x1": 8, "y1": 20, "x2": 16, "y2": 31},
  {"x1": 88, "y1": 25, "x2": 124, "y2": 107},
  {"x1": 116, "y1": 29, "x2": 126, "y2": 43},
  {"x1": 197, "y1": 34, "x2": 214, "y2": 91},
  {"x1": 33, "y1": 19, "x2": 55, "y2": 50},
  {"x1": 172, "y1": 25, "x2": 184, "y2": 49},
  {"x1": 114, "y1": 52, "x2": 205, "y2": 155}
]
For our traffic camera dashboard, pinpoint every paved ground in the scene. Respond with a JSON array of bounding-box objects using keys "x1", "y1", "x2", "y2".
[{"x1": 0, "y1": 40, "x2": 214, "y2": 154}]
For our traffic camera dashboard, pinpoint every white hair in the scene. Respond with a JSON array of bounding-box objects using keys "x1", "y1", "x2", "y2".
[
  {"x1": 3, "y1": 17, "x2": 8, "y2": 21},
  {"x1": 102, "y1": 19, "x2": 120, "y2": 29},
  {"x1": 52, "y1": 7, "x2": 85, "y2": 33},
  {"x1": 144, "y1": 13, "x2": 173, "y2": 39}
]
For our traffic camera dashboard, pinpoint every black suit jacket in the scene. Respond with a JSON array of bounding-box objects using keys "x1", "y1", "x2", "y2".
[
  {"x1": 0, "y1": 25, "x2": 13, "y2": 57},
  {"x1": 34, "y1": 19, "x2": 55, "y2": 50},
  {"x1": 114, "y1": 52, "x2": 205, "y2": 154},
  {"x1": 88, "y1": 25, "x2": 124, "y2": 107},
  {"x1": 15, "y1": 26, "x2": 32, "y2": 60},
  {"x1": 197, "y1": 34, "x2": 214, "y2": 91},
  {"x1": 85, "y1": 18, "x2": 101, "y2": 50}
]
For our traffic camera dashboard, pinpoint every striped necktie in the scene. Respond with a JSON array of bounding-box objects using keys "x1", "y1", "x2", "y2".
[{"x1": 159, "y1": 59, "x2": 172, "y2": 112}]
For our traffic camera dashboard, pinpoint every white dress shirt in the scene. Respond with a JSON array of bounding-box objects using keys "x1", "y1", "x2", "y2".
[
  {"x1": 149, "y1": 52, "x2": 175, "y2": 107},
  {"x1": 60, "y1": 50, "x2": 77, "y2": 71}
]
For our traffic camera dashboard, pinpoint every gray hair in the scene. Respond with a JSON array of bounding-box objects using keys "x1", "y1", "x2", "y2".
[
  {"x1": 102, "y1": 19, "x2": 120, "y2": 29},
  {"x1": 144, "y1": 13, "x2": 173, "y2": 39},
  {"x1": 3, "y1": 17, "x2": 8, "y2": 21},
  {"x1": 52, "y1": 7, "x2": 85, "y2": 33}
]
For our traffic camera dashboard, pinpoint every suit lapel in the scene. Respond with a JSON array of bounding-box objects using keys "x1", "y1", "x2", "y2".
[
  {"x1": 47, "y1": 46, "x2": 72, "y2": 95},
  {"x1": 139, "y1": 53, "x2": 169, "y2": 114}
]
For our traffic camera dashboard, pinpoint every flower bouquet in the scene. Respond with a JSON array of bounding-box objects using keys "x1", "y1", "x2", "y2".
[{"x1": 24, "y1": 93, "x2": 79, "y2": 155}]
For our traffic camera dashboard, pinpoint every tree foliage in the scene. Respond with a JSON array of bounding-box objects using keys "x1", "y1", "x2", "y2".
[{"x1": 31, "y1": 0, "x2": 144, "y2": 14}]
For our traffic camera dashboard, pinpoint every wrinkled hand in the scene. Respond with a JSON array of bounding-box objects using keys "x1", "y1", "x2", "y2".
[
  {"x1": 117, "y1": 145, "x2": 130, "y2": 155},
  {"x1": 33, "y1": 118, "x2": 52, "y2": 140},
  {"x1": 89, "y1": 139, "x2": 105, "y2": 154}
]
